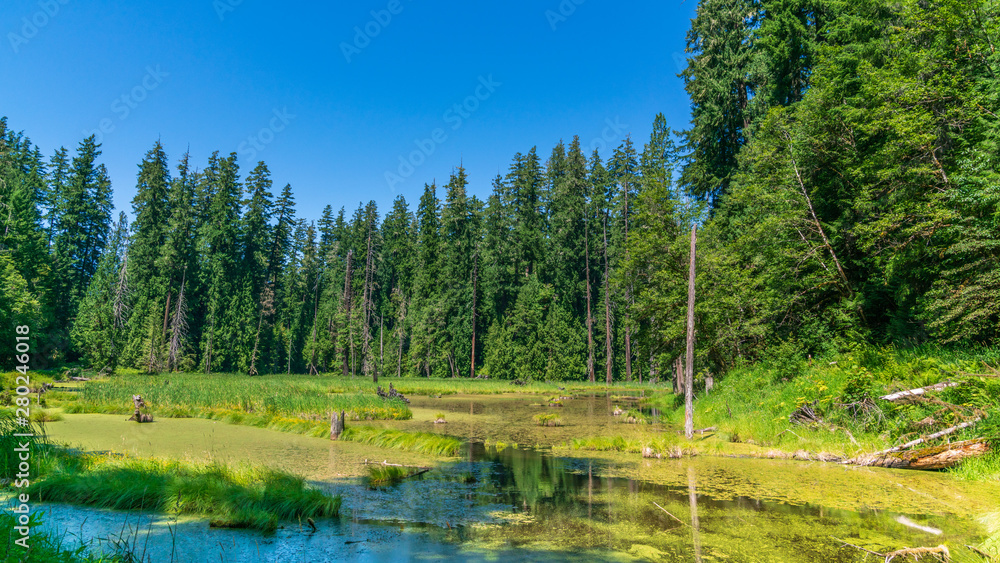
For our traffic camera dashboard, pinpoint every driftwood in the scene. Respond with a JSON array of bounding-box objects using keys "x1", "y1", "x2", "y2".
[
  {"x1": 852, "y1": 438, "x2": 989, "y2": 470},
  {"x1": 376, "y1": 383, "x2": 409, "y2": 404},
  {"x1": 836, "y1": 538, "x2": 951, "y2": 562},
  {"x1": 652, "y1": 501, "x2": 690, "y2": 527},
  {"x1": 880, "y1": 382, "x2": 960, "y2": 402},
  {"x1": 330, "y1": 410, "x2": 345, "y2": 440}
]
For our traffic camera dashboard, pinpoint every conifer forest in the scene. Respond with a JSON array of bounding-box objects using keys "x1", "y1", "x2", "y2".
[{"x1": 4, "y1": 0, "x2": 998, "y2": 382}]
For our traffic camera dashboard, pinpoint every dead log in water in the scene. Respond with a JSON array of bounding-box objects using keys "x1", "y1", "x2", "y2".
[{"x1": 851, "y1": 438, "x2": 989, "y2": 470}]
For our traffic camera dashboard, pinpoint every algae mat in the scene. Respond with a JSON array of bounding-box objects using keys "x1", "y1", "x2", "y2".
[{"x1": 42, "y1": 413, "x2": 443, "y2": 479}]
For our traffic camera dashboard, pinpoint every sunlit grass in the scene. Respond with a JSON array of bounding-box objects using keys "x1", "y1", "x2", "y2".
[
  {"x1": 644, "y1": 346, "x2": 1000, "y2": 466},
  {"x1": 339, "y1": 426, "x2": 461, "y2": 456},
  {"x1": 364, "y1": 465, "x2": 412, "y2": 487},
  {"x1": 27, "y1": 449, "x2": 341, "y2": 532},
  {"x1": 534, "y1": 413, "x2": 562, "y2": 427},
  {"x1": 52, "y1": 373, "x2": 412, "y2": 437}
]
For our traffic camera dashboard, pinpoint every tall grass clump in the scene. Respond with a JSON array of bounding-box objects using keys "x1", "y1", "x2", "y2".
[
  {"x1": 364, "y1": 465, "x2": 412, "y2": 488},
  {"x1": 0, "y1": 410, "x2": 47, "y2": 481},
  {"x1": 534, "y1": 413, "x2": 562, "y2": 427},
  {"x1": 26, "y1": 451, "x2": 340, "y2": 532},
  {"x1": 339, "y1": 426, "x2": 461, "y2": 456},
  {"x1": 568, "y1": 436, "x2": 642, "y2": 453}
]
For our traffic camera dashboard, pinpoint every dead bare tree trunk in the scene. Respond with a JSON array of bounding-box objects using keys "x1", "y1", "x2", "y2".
[
  {"x1": 362, "y1": 223, "x2": 376, "y2": 382},
  {"x1": 470, "y1": 251, "x2": 478, "y2": 379},
  {"x1": 307, "y1": 273, "x2": 322, "y2": 375},
  {"x1": 585, "y1": 221, "x2": 595, "y2": 383},
  {"x1": 168, "y1": 272, "x2": 189, "y2": 373},
  {"x1": 685, "y1": 224, "x2": 696, "y2": 440},
  {"x1": 342, "y1": 250, "x2": 353, "y2": 377},
  {"x1": 603, "y1": 215, "x2": 613, "y2": 385}
]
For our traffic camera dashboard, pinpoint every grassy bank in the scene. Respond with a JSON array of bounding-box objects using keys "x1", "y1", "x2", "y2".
[
  {"x1": 55, "y1": 373, "x2": 411, "y2": 425},
  {"x1": 26, "y1": 449, "x2": 341, "y2": 532},
  {"x1": 639, "y1": 346, "x2": 1000, "y2": 477}
]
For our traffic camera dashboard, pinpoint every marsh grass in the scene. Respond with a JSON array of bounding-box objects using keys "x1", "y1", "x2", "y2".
[
  {"x1": 619, "y1": 409, "x2": 650, "y2": 424},
  {"x1": 0, "y1": 511, "x2": 119, "y2": 562},
  {"x1": 325, "y1": 377, "x2": 653, "y2": 396},
  {"x1": 364, "y1": 465, "x2": 412, "y2": 487},
  {"x1": 0, "y1": 410, "x2": 47, "y2": 480},
  {"x1": 27, "y1": 450, "x2": 340, "y2": 532},
  {"x1": 340, "y1": 426, "x2": 461, "y2": 456},
  {"x1": 534, "y1": 413, "x2": 562, "y2": 427},
  {"x1": 55, "y1": 373, "x2": 411, "y2": 437},
  {"x1": 568, "y1": 436, "x2": 642, "y2": 454}
]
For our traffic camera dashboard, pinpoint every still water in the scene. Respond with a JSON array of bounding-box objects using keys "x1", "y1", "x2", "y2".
[{"x1": 31, "y1": 394, "x2": 1000, "y2": 562}]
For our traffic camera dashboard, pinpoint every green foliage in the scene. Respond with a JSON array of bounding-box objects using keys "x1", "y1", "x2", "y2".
[{"x1": 364, "y1": 464, "x2": 413, "y2": 487}]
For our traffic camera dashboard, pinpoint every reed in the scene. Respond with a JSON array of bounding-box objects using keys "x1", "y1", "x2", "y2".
[
  {"x1": 339, "y1": 426, "x2": 461, "y2": 456},
  {"x1": 27, "y1": 450, "x2": 341, "y2": 533}
]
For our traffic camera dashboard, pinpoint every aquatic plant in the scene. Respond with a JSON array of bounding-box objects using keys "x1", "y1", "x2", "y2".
[
  {"x1": 619, "y1": 409, "x2": 650, "y2": 424},
  {"x1": 27, "y1": 449, "x2": 341, "y2": 533},
  {"x1": 340, "y1": 426, "x2": 461, "y2": 456},
  {"x1": 569, "y1": 436, "x2": 642, "y2": 453},
  {"x1": 364, "y1": 464, "x2": 412, "y2": 487},
  {"x1": 534, "y1": 413, "x2": 562, "y2": 427}
]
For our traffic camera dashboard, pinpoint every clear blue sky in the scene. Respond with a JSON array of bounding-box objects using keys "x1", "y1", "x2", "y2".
[{"x1": 2, "y1": 0, "x2": 696, "y2": 221}]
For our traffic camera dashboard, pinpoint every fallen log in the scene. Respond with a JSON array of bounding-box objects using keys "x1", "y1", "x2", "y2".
[
  {"x1": 835, "y1": 537, "x2": 951, "y2": 562},
  {"x1": 851, "y1": 438, "x2": 989, "y2": 470},
  {"x1": 874, "y1": 418, "x2": 982, "y2": 455},
  {"x1": 880, "y1": 382, "x2": 960, "y2": 402}
]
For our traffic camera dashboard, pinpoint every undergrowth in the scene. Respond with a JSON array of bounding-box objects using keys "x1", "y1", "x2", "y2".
[{"x1": 647, "y1": 346, "x2": 1000, "y2": 467}]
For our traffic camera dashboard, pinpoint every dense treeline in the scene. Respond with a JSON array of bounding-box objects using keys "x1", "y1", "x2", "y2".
[{"x1": 1, "y1": 0, "x2": 998, "y2": 382}]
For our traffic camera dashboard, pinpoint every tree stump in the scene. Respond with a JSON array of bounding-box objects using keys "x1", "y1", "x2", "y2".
[
  {"x1": 330, "y1": 410, "x2": 345, "y2": 440},
  {"x1": 127, "y1": 394, "x2": 153, "y2": 423}
]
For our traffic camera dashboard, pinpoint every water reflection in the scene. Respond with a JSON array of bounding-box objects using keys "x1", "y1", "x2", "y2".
[{"x1": 19, "y1": 441, "x2": 998, "y2": 562}]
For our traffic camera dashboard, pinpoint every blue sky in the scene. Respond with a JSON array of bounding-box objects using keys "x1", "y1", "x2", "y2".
[{"x1": 2, "y1": 0, "x2": 696, "y2": 221}]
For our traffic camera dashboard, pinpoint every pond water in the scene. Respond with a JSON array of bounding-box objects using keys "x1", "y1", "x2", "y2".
[{"x1": 31, "y1": 393, "x2": 1000, "y2": 562}]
